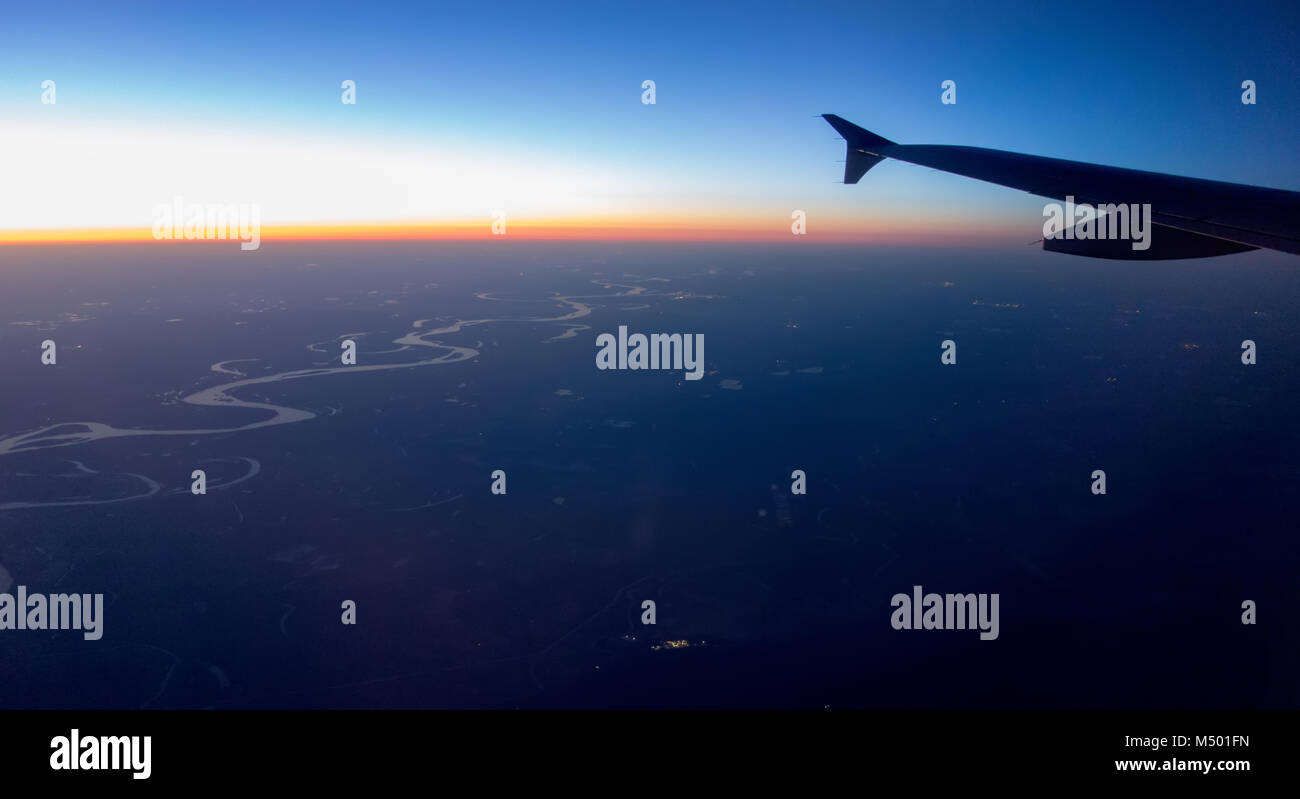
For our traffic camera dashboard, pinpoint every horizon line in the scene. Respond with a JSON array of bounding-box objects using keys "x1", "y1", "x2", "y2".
[{"x1": 0, "y1": 220, "x2": 1020, "y2": 247}]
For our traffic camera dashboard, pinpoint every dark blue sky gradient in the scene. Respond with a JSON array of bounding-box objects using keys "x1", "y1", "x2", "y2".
[{"x1": 2, "y1": 0, "x2": 1296, "y2": 234}]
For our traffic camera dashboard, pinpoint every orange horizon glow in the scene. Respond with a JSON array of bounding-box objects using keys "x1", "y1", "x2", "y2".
[{"x1": 0, "y1": 217, "x2": 1023, "y2": 247}]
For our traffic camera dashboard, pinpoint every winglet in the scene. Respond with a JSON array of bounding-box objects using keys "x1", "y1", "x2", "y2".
[
  {"x1": 822, "y1": 114, "x2": 894, "y2": 184},
  {"x1": 822, "y1": 115, "x2": 894, "y2": 150}
]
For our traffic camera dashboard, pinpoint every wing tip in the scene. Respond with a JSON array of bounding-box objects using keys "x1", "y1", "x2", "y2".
[{"x1": 822, "y1": 114, "x2": 895, "y2": 149}]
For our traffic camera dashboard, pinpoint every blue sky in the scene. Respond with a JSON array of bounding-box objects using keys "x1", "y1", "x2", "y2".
[{"x1": 2, "y1": 0, "x2": 1297, "y2": 238}]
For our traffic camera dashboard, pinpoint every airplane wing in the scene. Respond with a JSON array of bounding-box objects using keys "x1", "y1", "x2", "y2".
[{"x1": 823, "y1": 114, "x2": 1300, "y2": 259}]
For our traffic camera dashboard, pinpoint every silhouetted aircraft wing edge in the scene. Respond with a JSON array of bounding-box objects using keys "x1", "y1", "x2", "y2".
[{"x1": 823, "y1": 113, "x2": 1300, "y2": 259}]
